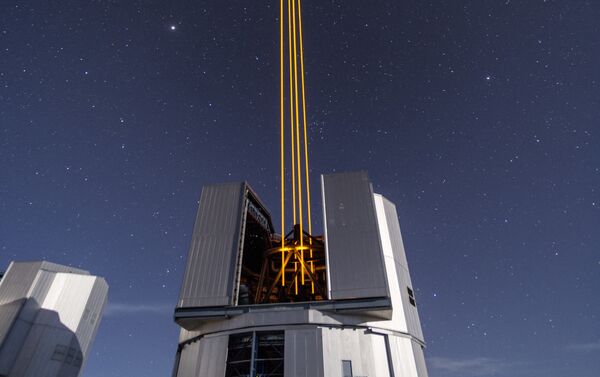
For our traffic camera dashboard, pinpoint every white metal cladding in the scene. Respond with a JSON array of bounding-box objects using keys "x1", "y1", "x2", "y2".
[
  {"x1": 411, "y1": 340, "x2": 429, "y2": 377},
  {"x1": 368, "y1": 194, "x2": 425, "y2": 342},
  {"x1": 321, "y1": 171, "x2": 389, "y2": 300},
  {"x1": 41, "y1": 273, "x2": 95, "y2": 333},
  {"x1": 0, "y1": 261, "x2": 107, "y2": 377},
  {"x1": 0, "y1": 269, "x2": 60, "y2": 374},
  {"x1": 75, "y1": 278, "x2": 109, "y2": 357},
  {"x1": 387, "y1": 336, "x2": 428, "y2": 377},
  {"x1": 368, "y1": 194, "x2": 409, "y2": 334},
  {"x1": 172, "y1": 324, "x2": 428, "y2": 377},
  {"x1": 176, "y1": 341, "x2": 201, "y2": 377},
  {"x1": 178, "y1": 182, "x2": 247, "y2": 308},
  {"x1": 0, "y1": 262, "x2": 52, "y2": 353},
  {"x1": 0, "y1": 265, "x2": 34, "y2": 349},
  {"x1": 284, "y1": 328, "x2": 324, "y2": 377},
  {"x1": 171, "y1": 175, "x2": 429, "y2": 377},
  {"x1": 10, "y1": 320, "x2": 80, "y2": 377},
  {"x1": 321, "y1": 327, "x2": 391, "y2": 377},
  {"x1": 178, "y1": 328, "x2": 201, "y2": 344},
  {"x1": 379, "y1": 195, "x2": 424, "y2": 341},
  {"x1": 175, "y1": 335, "x2": 227, "y2": 377},
  {"x1": 0, "y1": 262, "x2": 42, "y2": 304}
]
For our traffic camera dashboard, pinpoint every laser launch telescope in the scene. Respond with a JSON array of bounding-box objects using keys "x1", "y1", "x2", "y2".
[{"x1": 171, "y1": 171, "x2": 429, "y2": 377}]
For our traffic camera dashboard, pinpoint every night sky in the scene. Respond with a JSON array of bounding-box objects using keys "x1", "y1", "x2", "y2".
[{"x1": 1, "y1": 0, "x2": 599, "y2": 376}]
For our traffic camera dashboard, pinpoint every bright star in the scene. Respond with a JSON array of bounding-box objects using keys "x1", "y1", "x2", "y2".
[{"x1": 170, "y1": 25, "x2": 177, "y2": 31}]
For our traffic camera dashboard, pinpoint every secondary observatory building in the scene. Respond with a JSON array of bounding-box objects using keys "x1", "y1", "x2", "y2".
[
  {"x1": 0, "y1": 261, "x2": 108, "y2": 377},
  {"x1": 172, "y1": 171, "x2": 428, "y2": 377}
]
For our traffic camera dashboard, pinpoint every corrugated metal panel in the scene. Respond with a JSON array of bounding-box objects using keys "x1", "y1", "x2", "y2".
[
  {"x1": 369, "y1": 194, "x2": 409, "y2": 334},
  {"x1": 175, "y1": 335, "x2": 227, "y2": 377},
  {"x1": 0, "y1": 261, "x2": 92, "y2": 350},
  {"x1": 0, "y1": 269, "x2": 58, "y2": 374},
  {"x1": 0, "y1": 261, "x2": 107, "y2": 377},
  {"x1": 380, "y1": 197, "x2": 409, "y2": 268},
  {"x1": 75, "y1": 277, "x2": 108, "y2": 358},
  {"x1": 321, "y1": 171, "x2": 389, "y2": 300},
  {"x1": 178, "y1": 183, "x2": 247, "y2": 308},
  {"x1": 196, "y1": 335, "x2": 227, "y2": 377},
  {"x1": 0, "y1": 262, "x2": 43, "y2": 352},
  {"x1": 284, "y1": 328, "x2": 324, "y2": 377},
  {"x1": 11, "y1": 323, "x2": 79, "y2": 377},
  {"x1": 387, "y1": 336, "x2": 419, "y2": 377},
  {"x1": 398, "y1": 267, "x2": 424, "y2": 341},
  {"x1": 0, "y1": 299, "x2": 26, "y2": 360},
  {"x1": 321, "y1": 327, "x2": 390, "y2": 377},
  {"x1": 0, "y1": 315, "x2": 31, "y2": 374},
  {"x1": 0, "y1": 262, "x2": 43, "y2": 304},
  {"x1": 368, "y1": 333, "x2": 392, "y2": 377},
  {"x1": 411, "y1": 340, "x2": 429, "y2": 377},
  {"x1": 379, "y1": 196, "x2": 424, "y2": 342},
  {"x1": 176, "y1": 341, "x2": 201, "y2": 377},
  {"x1": 40, "y1": 273, "x2": 95, "y2": 333}
]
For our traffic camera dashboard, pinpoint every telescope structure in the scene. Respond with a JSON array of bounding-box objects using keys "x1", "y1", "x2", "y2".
[
  {"x1": 171, "y1": 171, "x2": 428, "y2": 377},
  {"x1": 172, "y1": 1, "x2": 428, "y2": 376},
  {"x1": 0, "y1": 261, "x2": 108, "y2": 377}
]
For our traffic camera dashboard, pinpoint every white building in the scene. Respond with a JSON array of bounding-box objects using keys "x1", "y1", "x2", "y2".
[
  {"x1": 0, "y1": 261, "x2": 108, "y2": 377},
  {"x1": 172, "y1": 171, "x2": 428, "y2": 377}
]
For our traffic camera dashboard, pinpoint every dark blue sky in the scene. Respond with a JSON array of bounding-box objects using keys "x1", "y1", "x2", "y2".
[{"x1": 1, "y1": 1, "x2": 599, "y2": 376}]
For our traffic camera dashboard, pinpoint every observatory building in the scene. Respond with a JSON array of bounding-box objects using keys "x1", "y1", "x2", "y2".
[
  {"x1": 172, "y1": 171, "x2": 428, "y2": 377},
  {"x1": 0, "y1": 261, "x2": 108, "y2": 377}
]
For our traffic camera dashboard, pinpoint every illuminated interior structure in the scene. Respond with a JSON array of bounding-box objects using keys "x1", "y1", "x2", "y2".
[{"x1": 226, "y1": 185, "x2": 327, "y2": 307}]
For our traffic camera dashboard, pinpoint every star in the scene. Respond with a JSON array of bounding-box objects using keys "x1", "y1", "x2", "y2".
[{"x1": 170, "y1": 25, "x2": 177, "y2": 31}]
